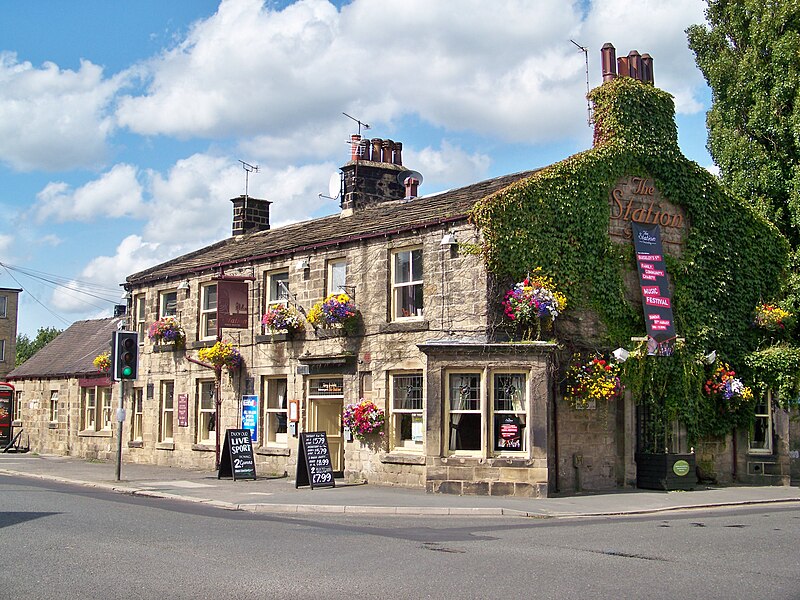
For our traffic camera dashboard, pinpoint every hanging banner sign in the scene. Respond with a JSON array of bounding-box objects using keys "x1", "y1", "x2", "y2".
[
  {"x1": 632, "y1": 223, "x2": 677, "y2": 356},
  {"x1": 217, "y1": 280, "x2": 249, "y2": 329}
]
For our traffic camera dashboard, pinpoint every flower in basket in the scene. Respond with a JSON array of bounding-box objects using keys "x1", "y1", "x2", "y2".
[
  {"x1": 342, "y1": 399, "x2": 385, "y2": 441},
  {"x1": 502, "y1": 269, "x2": 567, "y2": 339},
  {"x1": 753, "y1": 303, "x2": 793, "y2": 332},
  {"x1": 93, "y1": 351, "x2": 111, "y2": 373},
  {"x1": 565, "y1": 354, "x2": 622, "y2": 409},
  {"x1": 198, "y1": 341, "x2": 243, "y2": 372},
  {"x1": 307, "y1": 293, "x2": 357, "y2": 328},
  {"x1": 261, "y1": 303, "x2": 305, "y2": 334},
  {"x1": 703, "y1": 362, "x2": 753, "y2": 408},
  {"x1": 148, "y1": 316, "x2": 186, "y2": 346}
]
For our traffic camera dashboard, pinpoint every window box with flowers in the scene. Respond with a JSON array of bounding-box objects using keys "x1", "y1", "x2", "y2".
[
  {"x1": 148, "y1": 316, "x2": 186, "y2": 350},
  {"x1": 198, "y1": 341, "x2": 243, "y2": 373},
  {"x1": 307, "y1": 293, "x2": 360, "y2": 336},
  {"x1": 502, "y1": 268, "x2": 567, "y2": 340},
  {"x1": 342, "y1": 399, "x2": 385, "y2": 442},
  {"x1": 261, "y1": 303, "x2": 305, "y2": 340}
]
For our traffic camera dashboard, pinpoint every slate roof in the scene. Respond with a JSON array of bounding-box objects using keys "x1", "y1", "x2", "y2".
[
  {"x1": 127, "y1": 168, "x2": 540, "y2": 286},
  {"x1": 7, "y1": 317, "x2": 123, "y2": 380}
]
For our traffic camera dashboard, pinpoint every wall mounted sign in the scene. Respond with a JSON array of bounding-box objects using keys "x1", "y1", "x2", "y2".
[
  {"x1": 672, "y1": 459, "x2": 691, "y2": 477},
  {"x1": 217, "y1": 280, "x2": 249, "y2": 329},
  {"x1": 177, "y1": 393, "x2": 189, "y2": 427},
  {"x1": 632, "y1": 222, "x2": 677, "y2": 356},
  {"x1": 241, "y1": 394, "x2": 258, "y2": 443}
]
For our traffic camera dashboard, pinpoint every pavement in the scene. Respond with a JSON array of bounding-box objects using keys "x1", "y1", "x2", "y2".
[{"x1": 1, "y1": 452, "x2": 799, "y2": 518}]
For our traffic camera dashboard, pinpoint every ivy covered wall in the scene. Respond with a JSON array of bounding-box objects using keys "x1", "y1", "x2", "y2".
[{"x1": 469, "y1": 77, "x2": 793, "y2": 440}]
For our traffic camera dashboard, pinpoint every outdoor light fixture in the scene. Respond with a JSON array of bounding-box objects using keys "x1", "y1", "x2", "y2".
[
  {"x1": 177, "y1": 279, "x2": 190, "y2": 291},
  {"x1": 612, "y1": 347, "x2": 630, "y2": 362},
  {"x1": 704, "y1": 350, "x2": 717, "y2": 365},
  {"x1": 295, "y1": 258, "x2": 310, "y2": 270},
  {"x1": 440, "y1": 232, "x2": 457, "y2": 247}
]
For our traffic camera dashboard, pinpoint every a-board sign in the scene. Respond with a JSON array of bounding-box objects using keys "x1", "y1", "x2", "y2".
[
  {"x1": 218, "y1": 428, "x2": 256, "y2": 481},
  {"x1": 296, "y1": 431, "x2": 335, "y2": 489}
]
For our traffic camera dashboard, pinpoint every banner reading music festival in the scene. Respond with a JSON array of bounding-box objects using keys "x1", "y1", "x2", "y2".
[{"x1": 632, "y1": 223, "x2": 677, "y2": 356}]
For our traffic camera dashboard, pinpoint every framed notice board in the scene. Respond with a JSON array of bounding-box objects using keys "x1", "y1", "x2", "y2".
[
  {"x1": 296, "y1": 431, "x2": 335, "y2": 489},
  {"x1": 218, "y1": 428, "x2": 257, "y2": 481}
]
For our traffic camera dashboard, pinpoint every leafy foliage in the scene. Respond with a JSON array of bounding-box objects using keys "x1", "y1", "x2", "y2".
[{"x1": 15, "y1": 326, "x2": 62, "y2": 367}]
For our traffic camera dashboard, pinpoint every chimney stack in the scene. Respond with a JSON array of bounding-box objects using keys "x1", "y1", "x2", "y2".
[
  {"x1": 340, "y1": 137, "x2": 411, "y2": 213},
  {"x1": 231, "y1": 195, "x2": 271, "y2": 236}
]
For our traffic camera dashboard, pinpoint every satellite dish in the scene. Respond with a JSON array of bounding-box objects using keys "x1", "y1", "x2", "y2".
[
  {"x1": 397, "y1": 170, "x2": 424, "y2": 185},
  {"x1": 328, "y1": 172, "x2": 342, "y2": 199}
]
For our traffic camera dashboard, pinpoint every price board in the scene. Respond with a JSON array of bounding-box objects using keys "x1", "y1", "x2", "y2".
[
  {"x1": 296, "y1": 431, "x2": 335, "y2": 489},
  {"x1": 218, "y1": 428, "x2": 257, "y2": 481}
]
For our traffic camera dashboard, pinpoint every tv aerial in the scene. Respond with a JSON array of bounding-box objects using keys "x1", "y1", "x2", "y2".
[
  {"x1": 342, "y1": 112, "x2": 370, "y2": 135},
  {"x1": 570, "y1": 39, "x2": 593, "y2": 126},
  {"x1": 238, "y1": 160, "x2": 260, "y2": 199}
]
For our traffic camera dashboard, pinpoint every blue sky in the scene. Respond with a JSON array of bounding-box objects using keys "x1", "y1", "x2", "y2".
[{"x1": 0, "y1": 0, "x2": 712, "y2": 338}]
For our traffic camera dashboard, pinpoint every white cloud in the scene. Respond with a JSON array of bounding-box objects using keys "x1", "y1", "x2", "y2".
[
  {"x1": 0, "y1": 52, "x2": 119, "y2": 171},
  {"x1": 404, "y1": 142, "x2": 491, "y2": 190},
  {"x1": 33, "y1": 164, "x2": 145, "y2": 222}
]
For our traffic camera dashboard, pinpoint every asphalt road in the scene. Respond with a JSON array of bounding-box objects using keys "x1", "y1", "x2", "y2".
[{"x1": 2, "y1": 474, "x2": 799, "y2": 600}]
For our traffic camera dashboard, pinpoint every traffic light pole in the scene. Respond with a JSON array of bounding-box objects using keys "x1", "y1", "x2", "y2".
[{"x1": 115, "y1": 379, "x2": 125, "y2": 481}]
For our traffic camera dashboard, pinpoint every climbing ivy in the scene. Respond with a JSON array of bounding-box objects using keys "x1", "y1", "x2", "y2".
[{"x1": 469, "y1": 77, "x2": 793, "y2": 439}]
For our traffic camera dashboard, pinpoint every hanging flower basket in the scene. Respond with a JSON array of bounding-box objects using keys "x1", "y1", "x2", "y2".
[
  {"x1": 502, "y1": 268, "x2": 566, "y2": 340},
  {"x1": 565, "y1": 354, "x2": 623, "y2": 409},
  {"x1": 93, "y1": 351, "x2": 111, "y2": 373},
  {"x1": 342, "y1": 399, "x2": 385, "y2": 441},
  {"x1": 261, "y1": 303, "x2": 305, "y2": 335},
  {"x1": 307, "y1": 293, "x2": 358, "y2": 330},
  {"x1": 148, "y1": 316, "x2": 186, "y2": 347},
  {"x1": 703, "y1": 362, "x2": 753, "y2": 412},
  {"x1": 753, "y1": 303, "x2": 793, "y2": 333},
  {"x1": 198, "y1": 341, "x2": 243, "y2": 372}
]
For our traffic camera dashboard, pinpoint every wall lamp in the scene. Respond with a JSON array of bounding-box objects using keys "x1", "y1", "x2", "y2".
[
  {"x1": 440, "y1": 232, "x2": 457, "y2": 247},
  {"x1": 177, "y1": 279, "x2": 190, "y2": 292},
  {"x1": 612, "y1": 347, "x2": 630, "y2": 363},
  {"x1": 703, "y1": 350, "x2": 717, "y2": 365},
  {"x1": 295, "y1": 258, "x2": 310, "y2": 270}
]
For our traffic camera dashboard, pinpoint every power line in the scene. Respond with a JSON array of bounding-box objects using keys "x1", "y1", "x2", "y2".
[{"x1": 1, "y1": 264, "x2": 71, "y2": 327}]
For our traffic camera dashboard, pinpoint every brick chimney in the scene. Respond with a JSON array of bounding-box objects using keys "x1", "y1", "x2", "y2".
[
  {"x1": 231, "y1": 195, "x2": 271, "y2": 236},
  {"x1": 340, "y1": 137, "x2": 410, "y2": 214}
]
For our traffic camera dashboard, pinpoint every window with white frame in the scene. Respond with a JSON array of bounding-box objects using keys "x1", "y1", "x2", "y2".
[
  {"x1": 446, "y1": 370, "x2": 529, "y2": 456},
  {"x1": 448, "y1": 373, "x2": 482, "y2": 452},
  {"x1": 0, "y1": 340, "x2": 5, "y2": 362},
  {"x1": 198, "y1": 380, "x2": 216, "y2": 445},
  {"x1": 200, "y1": 284, "x2": 217, "y2": 339},
  {"x1": 266, "y1": 271, "x2": 290, "y2": 306},
  {"x1": 749, "y1": 389, "x2": 773, "y2": 454},
  {"x1": 81, "y1": 386, "x2": 112, "y2": 431},
  {"x1": 391, "y1": 248, "x2": 423, "y2": 319},
  {"x1": 327, "y1": 259, "x2": 347, "y2": 296},
  {"x1": 160, "y1": 381, "x2": 174, "y2": 442},
  {"x1": 49, "y1": 391, "x2": 58, "y2": 423},
  {"x1": 135, "y1": 294, "x2": 147, "y2": 340},
  {"x1": 131, "y1": 388, "x2": 144, "y2": 442},
  {"x1": 492, "y1": 373, "x2": 527, "y2": 453},
  {"x1": 390, "y1": 372, "x2": 424, "y2": 451},
  {"x1": 263, "y1": 377, "x2": 288, "y2": 446},
  {"x1": 14, "y1": 391, "x2": 22, "y2": 421},
  {"x1": 0, "y1": 295, "x2": 6, "y2": 318},
  {"x1": 159, "y1": 290, "x2": 177, "y2": 318}
]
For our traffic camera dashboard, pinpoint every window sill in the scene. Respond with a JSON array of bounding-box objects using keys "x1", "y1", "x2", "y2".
[
  {"x1": 79, "y1": 430, "x2": 113, "y2": 438},
  {"x1": 746, "y1": 449, "x2": 774, "y2": 456},
  {"x1": 153, "y1": 343, "x2": 184, "y2": 353},
  {"x1": 156, "y1": 442, "x2": 175, "y2": 451},
  {"x1": 379, "y1": 320, "x2": 429, "y2": 334},
  {"x1": 256, "y1": 446, "x2": 291, "y2": 457},
  {"x1": 314, "y1": 328, "x2": 347, "y2": 339},
  {"x1": 188, "y1": 340, "x2": 217, "y2": 350},
  {"x1": 192, "y1": 443, "x2": 216, "y2": 452},
  {"x1": 255, "y1": 332, "x2": 301, "y2": 343},
  {"x1": 12, "y1": 419, "x2": 22, "y2": 427},
  {"x1": 128, "y1": 440, "x2": 143, "y2": 449},
  {"x1": 380, "y1": 452, "x2": 426, "y2": 465},
  {"x1": 48, "y1": 421, "x2": 59, "y2": 429}
]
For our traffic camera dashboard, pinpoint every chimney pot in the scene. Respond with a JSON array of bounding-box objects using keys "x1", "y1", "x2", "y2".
[
  {"x1": 404, "y1": 176, "x2": 419, "y2": 199},
  {"x1": 617, "y1": 56, "x2": 630, "y2": 78},
  {"x1": 601, "y1": 43, "x2": 617, "y2": 81},
  {"x1": 350, "y1": 134, "x2": 363, "y2": 161},
  {"x1": 370, "y1": 138, "x2": 383, "y2": 162},
  {"x1": 641, "y1": 53, "x2": 654, "y2": 84},
  {"x1": 393, "y1": 142, "x2": 403, "y2": 165},
  {"x1": 381, "y1": 139, "x2": 394, "y2": 163},
  {"x1": 628, "y1": 50, "x2": 642, "y2": 81}
]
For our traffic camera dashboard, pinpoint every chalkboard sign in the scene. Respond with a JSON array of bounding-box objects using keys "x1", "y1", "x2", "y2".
[
  {"x1": 218, "y1": 428, "x2": 256, "y2": 481},
  {"x1": 296, "y1": 431, "x2": 335, "y2": 489}
]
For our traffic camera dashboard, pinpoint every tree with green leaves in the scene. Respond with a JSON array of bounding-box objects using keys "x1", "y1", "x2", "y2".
[
  {"x1": 15, "y1": 326, "x2": 62, "y2": 367},
  {"x1": 687, "y1": 1, "x2": 800, "y2": 246}
]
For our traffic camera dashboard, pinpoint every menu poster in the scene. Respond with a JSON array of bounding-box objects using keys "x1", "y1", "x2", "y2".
[{"x1": 632, "y1": 223, "x2": 677, "y2": 356}]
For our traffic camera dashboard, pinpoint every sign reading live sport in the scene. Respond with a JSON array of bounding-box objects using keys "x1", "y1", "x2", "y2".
[{"x1": 632, "y1": 223, "x2": 677, "y2": 356}]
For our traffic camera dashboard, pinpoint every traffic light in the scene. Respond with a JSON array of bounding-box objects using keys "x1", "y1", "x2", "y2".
[{"x1": 111, "y1": 331, "x2": 139, "y2": 381}]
